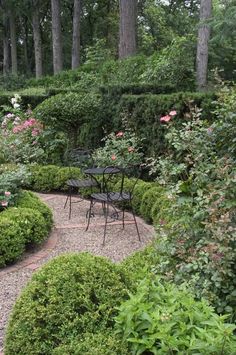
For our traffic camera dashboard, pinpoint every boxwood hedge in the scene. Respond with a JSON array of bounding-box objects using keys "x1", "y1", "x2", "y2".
[
  {"x1": 0, "y1": 191, "x2": 53, "y2": 267},
  {"x1": 5, "y1": 253, "x2": 131, "y2": 355}
]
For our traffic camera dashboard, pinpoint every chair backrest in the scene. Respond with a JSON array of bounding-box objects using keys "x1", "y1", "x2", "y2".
[
  {"x1": 64, "y1": 148, "x2": 94, "y2": 171},
  {"x1": 102, "y1": 165, "x2": 142, "y2": 200}
]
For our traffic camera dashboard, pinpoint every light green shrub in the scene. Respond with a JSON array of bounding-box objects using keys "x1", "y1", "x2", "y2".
[
  {"x1": 16, "y1": 191, "x2": 53, "y2": 232},
  {"x1": 132, "y1": 181, "x2": 153, "y2": 214},
  {"x1": 0, "y1": 217, "x2": 25, "y2": 267},
  {"x1": 140, "y1": 185, "x2": 166, "y2": 223},
  {"x1": 52, "y1": 331, "x2": 129, "y2": 355},
  {"x1": 5, "y1": 253, "x2": 131, "y2": 355},
  {"x1": 2, "y1": 207, "x2": 47, "y2": 245},
  {"x1": 116, "y1": 278, "x2": 236, "y2": 354}
]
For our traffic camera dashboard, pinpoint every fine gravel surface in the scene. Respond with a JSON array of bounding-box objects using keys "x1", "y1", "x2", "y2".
[{"x1": 0, "y1": 193, "x2": 155, "y2": 352}]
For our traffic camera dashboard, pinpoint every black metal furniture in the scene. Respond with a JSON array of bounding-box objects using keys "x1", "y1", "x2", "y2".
[
  {"x1": 64, "y1": 148, "x2": 99, "y2": 219},
  {"x1": 85, "y1": 165, "x2": 141, "y2": 246}
]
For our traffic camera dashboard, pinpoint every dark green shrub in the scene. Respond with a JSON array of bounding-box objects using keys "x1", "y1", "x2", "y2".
[
  {"x1": 16, "y1": 191, "x2": 53, "y2": 232},
  {"x1": 5, "y1": 253, "x2": 131, "y2": 355},
  {"x1": 140, "y1": 185, "x2": 166, "y2": 223},
  {"x1": 52, "y1": 331, "x2": 129, "y2": 355},
  {"x1": 2, "y1": 207, "x2": 47, "y2": 245},
  {"x1": 34, "y1": 92, "x2": 102, "y2": 147},
  {"x1": 115, "y1": 278, "x2": 236, "y2": 354},
  {"x1": 118, "y1": 92, "x2": 217, "y2": 158},
  {"x1": 0, "y1": 217, "x2": 25, "y2": 267}
]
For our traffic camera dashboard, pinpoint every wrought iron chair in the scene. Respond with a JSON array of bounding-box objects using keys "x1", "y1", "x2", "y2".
[
  {"x1": 85, "y1": 165, "x2": 141, "y2": 246},
  {"x1": 63, "y1": 148, "x2": 99, "y2": 219}
]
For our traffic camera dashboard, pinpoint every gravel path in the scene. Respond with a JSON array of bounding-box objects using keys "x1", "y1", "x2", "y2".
[{"x1": 0, "y1": 193, "x2": 154, "y2": 352}]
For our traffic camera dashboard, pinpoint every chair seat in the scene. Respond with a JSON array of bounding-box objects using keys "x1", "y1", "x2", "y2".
[
  {"x1": 91, "y1": 191, "x2": 131, "y2": 202},
  {"x1": 66, "y1": 178, "x2": 98, "y2": 188}
]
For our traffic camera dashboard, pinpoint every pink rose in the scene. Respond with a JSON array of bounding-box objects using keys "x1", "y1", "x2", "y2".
[
  {"x1": 111, "y1": 155, "x2": 116, "y2": 161},
  {"x1": 1, "y1": 201, "x2": 8, "y2": 207},
  {"x1": 160, "y1": 115, "x2": 171, "y2": 123},
  {"x1": 116, "y1": 131, "x2": 124, "y2": 137},
  {"x1": 32, "y1": 129, "x2": 39, "y2": 136},
  {"x1": 169, "y1": 110, "x2": 177, "y2": 116},
  {"x1": 128, "y1": 147, "x2": 135, "y2": 153},
  {"x1": 4, "y1": 191, "x2": 11, "y2": 196}
]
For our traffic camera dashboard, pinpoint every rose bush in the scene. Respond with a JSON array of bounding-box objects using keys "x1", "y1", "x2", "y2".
[{"x1": 92, "y1": 129, "x2": 143, "y2": 168}]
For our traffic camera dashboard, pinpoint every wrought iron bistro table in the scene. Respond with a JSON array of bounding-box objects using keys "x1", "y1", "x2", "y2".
[{"x1": 84, "y1": 166, "x2": 121, "y2": 192}]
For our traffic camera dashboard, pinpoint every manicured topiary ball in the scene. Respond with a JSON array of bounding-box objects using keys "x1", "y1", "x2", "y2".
[{"x1": 5, "y1": 253, "x2": 131, "y2": 355}]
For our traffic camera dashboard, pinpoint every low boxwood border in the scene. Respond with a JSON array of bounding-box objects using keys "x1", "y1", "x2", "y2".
[{"x1": 0, "y1": 190, "x2": 53, "y2": 268}]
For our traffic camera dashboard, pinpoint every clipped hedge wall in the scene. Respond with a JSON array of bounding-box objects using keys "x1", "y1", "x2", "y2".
[
  {"x1": 118, "y1": 92, "x2": 217, "y2": 157},
  {"x1": 5, "y1": 253, "x2": 131, "y2": 355},
  {"x1": 0, "y1": 191, "x2": 53, "y2": 267}
]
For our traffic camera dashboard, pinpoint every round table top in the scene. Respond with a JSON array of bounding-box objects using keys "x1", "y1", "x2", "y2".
[{"x1": 84, "y1": 167, "x2": 121, "y2": 175}]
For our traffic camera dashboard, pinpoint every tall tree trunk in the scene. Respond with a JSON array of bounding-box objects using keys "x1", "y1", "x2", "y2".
[
  {"x1": 3, "y1": 16, "x2": 10, "y2": 76},
  {"x1": 22, "y1": 16, "x2": 31, "y2": 75},
  {"x1": 119, "y1": 0, "x2": 137, "y2": 59},
  {"x1": 71, "y1": 0, "x2": 81, "y2": 69},
  {"x1": 9, "y1": 10, "x2": 17, "y2": 74},
  {"x1": 196, "y1": 0, "x2": 212, "y2": 91},
  {"x1": 32, "y1": 1, "x2": 43, "y2": 77},
  {"x1": 51, "y1": 0, "x2": 63, "y2": 74}
]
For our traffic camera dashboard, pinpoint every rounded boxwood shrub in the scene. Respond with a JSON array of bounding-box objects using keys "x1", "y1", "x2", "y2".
[
  {"x1": 2, "y1": 207, "x2": 47, "y2": 245},
  {"x1": 151, "y1": 193, "x2": 173, "y2": 227},
  {"x1": 52, "y1": 331, "x2": 129, "y2": 355},
  {"x1": 115, "y1": 278, "x2": 236, "y2": 354},
  {"x1": 120, "y1": 244, "x2": 159, "y2": 285},
  {"x1": 132, "y1": 181, "x2": 153, "y2": 214},
  {"x1": 5, "y1": 253, "x2": 131, "y2": 355},
  {"x1": 16, "y1": 191, "x2": 53, "y2": 232},
  {"x1": 0, "y1": 217, "x2": 25, "y2": 267},
  {"x1": 140, "y1": 185, "x2": 166, "y2": 223},
  {"x1": 28, "y1": 165, "x2": 61, "y2": 191}
]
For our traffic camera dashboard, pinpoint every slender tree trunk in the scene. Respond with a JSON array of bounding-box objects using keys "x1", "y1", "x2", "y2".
[
  {"x1": 22, "y1": 16, "x2": 31, "y2": 75},
  {"x1": 3, "y1": 17, "x2": 10, "y2": 76},
  {"x1": 196, "y1": 0, "x2": 212, "y2": 91},
  {"x1": 9, "y1": 10, "x2": 17, "y2": 74},
  {"x1": 32, "y1": 1, "x2": 43, "y2": 77},
  {"x1": 71, "y1": 0, "x2": 81, "y2": 69},
  {"x1": 119, "y1": 0, "x2": 137, "y2": 59},
  {"x1": 51, "y1": 0, "x2": 63, "y2": 74}
]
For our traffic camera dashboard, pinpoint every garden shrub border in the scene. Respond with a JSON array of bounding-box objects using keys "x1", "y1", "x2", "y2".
[{"x1": 0, "y1": 190, "x2": 53, "y2": 267}]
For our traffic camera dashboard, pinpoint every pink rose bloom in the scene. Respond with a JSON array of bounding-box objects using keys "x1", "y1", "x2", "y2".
[
  {"x1": 4, "y1": 191, "x2": 11, "y2": 196},
  {"x1": 116, "y1": 131, "x2": 124, "y2": 137},
  {"x1": 32, "y1": 129, "x2": 39, "y2": 136},
  {"x1": 207, "y1": 127, "x2": 213, "y2": 135},
  {"x1": 160, "y1": 115, "x2": 171, "y2": 123},
  {"x1": 32, "y1": 140, "x2": 37, "y2": 145},
  {"x1": 111, "y1": 155, "x2": 116, "y2": 161},
  {"x1": 169, "y1": 110, "x2": 177, "y2": 116},
  {"x1": 128, "y1": 146, "x2": 135, "y2": 152},
  {"x1": 1, "y1": 201, "x2": 8, "y2": 207}
]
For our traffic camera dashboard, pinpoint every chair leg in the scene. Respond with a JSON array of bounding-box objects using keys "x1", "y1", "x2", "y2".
[
  {"x1": 102, "y1": 203, "x2": 109, "y2": 246},
  {"x1": 86, "y1": 199, "x2": 93, "y2": 231},
  {"x1": 122, "y1": 208, "x2": 125, "y2": 229},
  {"x1": 130, "y1": 203, "x2": 141, "y2": 242},
  {"x1": 64, "y1": 194, "x2": 69, "y2": 209},
  {"x1": 69, "y1": 188, "x2": 72, "y2": 220}
]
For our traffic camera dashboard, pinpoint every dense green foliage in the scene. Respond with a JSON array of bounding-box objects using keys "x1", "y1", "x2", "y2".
[
  {"x1": 34, "y1": 92, "x2": 102, "y2": 148},
  {"x1": 0, "y1": 191, "x2": 52, "y2": 267},
  {"x1": 115, "y1": 278, "x2": 236, "y2": 354},
  {"x1": 5, "y1": 253, "x2": 131, "y2": 354}
]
